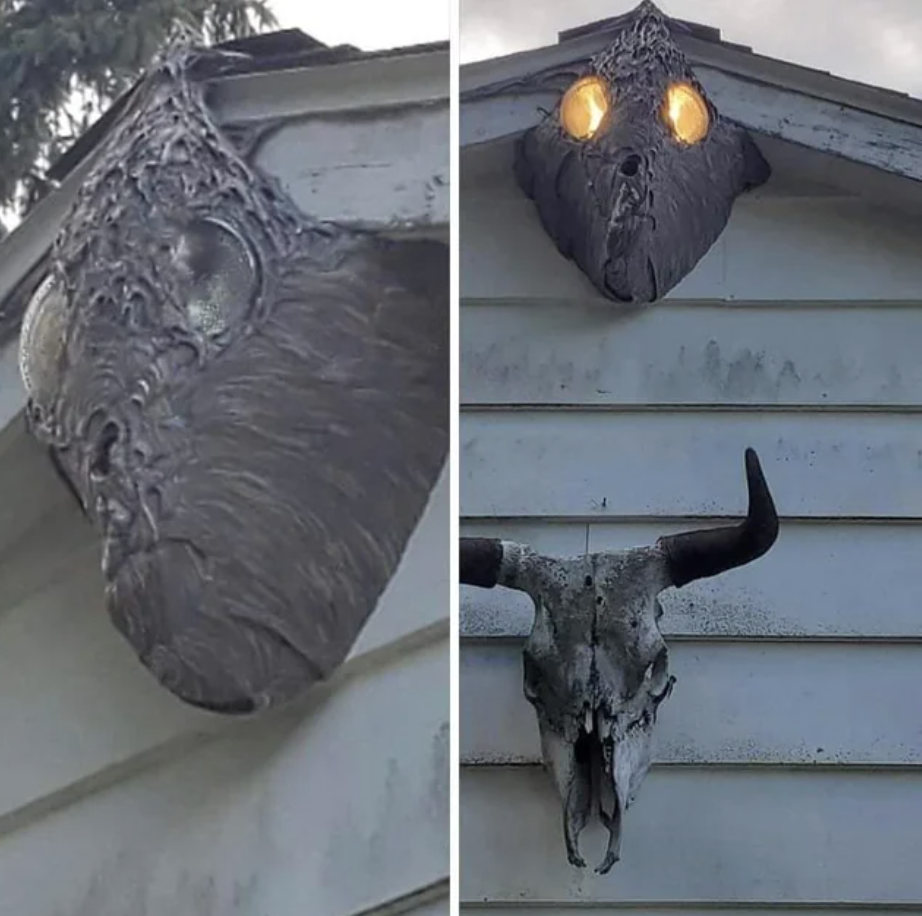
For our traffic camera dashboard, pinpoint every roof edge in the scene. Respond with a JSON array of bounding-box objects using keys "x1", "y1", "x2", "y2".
[
  {"x1": 461, "y1": 26, "x2": 922, "y2": 132},
  {"x1": 48, "y1": 32, "x2": 448, "y2": 183}
]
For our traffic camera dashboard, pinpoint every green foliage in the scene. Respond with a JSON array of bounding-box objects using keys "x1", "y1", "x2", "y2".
[{"x1": 0, "y1": 0, "x2": 277, "y2": 215}]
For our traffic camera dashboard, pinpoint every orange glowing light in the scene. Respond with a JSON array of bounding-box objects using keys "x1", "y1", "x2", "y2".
[
  {"x1": 559, "y1": 76, "x2": 611, "y2": 141},
  {"x1": 663, "y1": 82, "x2": 710, "y2": 144}
]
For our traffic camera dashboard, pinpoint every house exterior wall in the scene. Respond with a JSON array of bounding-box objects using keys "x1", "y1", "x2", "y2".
[
  {"x1": 0, "y1": 57, "x2": 449, "y2": 916},
  {"x1": 0, "y1": 468, "x2": 448, "y2": 916},
  {"x1": 459, "y1": 142, "x2": 922, "y2": 909}
]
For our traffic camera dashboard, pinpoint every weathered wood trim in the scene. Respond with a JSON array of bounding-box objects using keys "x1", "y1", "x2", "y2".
[
  {"x1": 254, "y1": 103, "x2": 449, "y2": 231},
  {"x1": 211, "y1": 48, "x2": 449, "y2": 123},
  {"x1": 462, "y1": 30, "x2": 922, "y2": 129},
  {"x1": 680, "y1": 34, "x2": 922, "y2": 128},
  {"x1": 461, "y1": 60, "x2": 922, "y2": 187},
  {"x1": 461, "y1": 91, "x2": 558, "y2": 147},
  {"x1": 699, "y1": 66, "x2": 922, "y2": 183}
]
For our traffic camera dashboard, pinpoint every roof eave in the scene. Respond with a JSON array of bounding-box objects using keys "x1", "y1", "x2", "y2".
[
  {"x1": 462, "y1": 29, "x2": 922, "y2": 130},
  {"x1": 460, "y1": 34, "x2": 922, "y2": 189}
]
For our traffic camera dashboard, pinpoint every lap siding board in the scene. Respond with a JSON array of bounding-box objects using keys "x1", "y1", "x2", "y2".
[{"x1": 459, "y1": 142, "x2": 922, "y2": 907}]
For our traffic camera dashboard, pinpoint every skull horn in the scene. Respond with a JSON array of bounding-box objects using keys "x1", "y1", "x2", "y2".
[
  {"x1": 658, "y1": 447, "x2": 779, "y2": 588},
  {"x1": 460, "y1": 537, "x2": 506, "y2": 588}
]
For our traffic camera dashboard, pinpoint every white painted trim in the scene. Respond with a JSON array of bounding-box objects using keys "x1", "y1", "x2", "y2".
[
  {"x1": 461, "y1": 92, "x2": 558, "y2": 147},
  {"x1": 461, "y1": 42, "x2": 922, "y2": 187},
  {"x1": 462, "y1": 65, "x2": 922, "y2": 189},
  {"x1": 680, "y1": 34, "x2": 922, "y2": 128},
  {"x1": 698, "y1": 66, "x2": 922, "y2": 183},
  {"x1": 461, "y1": 28, "x2": 922, "y2": 129},
  {"x1": 211, "y1": 48, "x2": 449, "y2": 122}
]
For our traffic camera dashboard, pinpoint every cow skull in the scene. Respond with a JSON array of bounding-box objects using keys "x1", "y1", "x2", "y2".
[{"x1": 460, "y1": 448, "x2": 778, "y2": 873}]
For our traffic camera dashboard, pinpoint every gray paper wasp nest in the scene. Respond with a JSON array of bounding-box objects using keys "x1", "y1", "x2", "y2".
[
  {"x1": 460, "y1": 449, "x2": 778, "y2": 873},
  {"x1": 18, "y1": 41, "x2": 448, "y2": 713},
  {"x1": 514, "y1": 0, "x2": 771, "y2": 303}
]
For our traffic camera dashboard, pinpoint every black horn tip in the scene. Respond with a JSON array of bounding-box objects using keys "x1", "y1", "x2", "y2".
[
  {"x1": 659, "y1": 447, "x2": 780, "y2": 588},
  {"x1": 744, "y1": 446, "x2": 765, "y2": 485},
  {"x1": 743, "y1": 447, "x2": 780, "y2": 559},
  {"x1": 460, "y1": 537, "x2": 505, "y2": 588}
]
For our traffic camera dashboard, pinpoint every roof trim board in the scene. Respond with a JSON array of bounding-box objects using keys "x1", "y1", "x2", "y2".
[
  {"x1": 463, "y1": 23, "x2": 922, "y2": 127},
  {"x1": 461, "y1": 29, "x2": 922, "y2": 185}
]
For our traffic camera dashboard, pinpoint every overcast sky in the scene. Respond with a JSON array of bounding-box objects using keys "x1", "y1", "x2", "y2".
[
  {"x1": 459, "y1": 0, "x2": 922, "y2": 97},
  {"x1": 268, "y1": 0, "x2": 449, "y2": 50}
]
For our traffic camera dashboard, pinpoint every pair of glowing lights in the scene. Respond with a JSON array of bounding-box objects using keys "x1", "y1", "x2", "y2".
[{"x1": 559, "y1": 75, "x2": 711, "y2": 145}]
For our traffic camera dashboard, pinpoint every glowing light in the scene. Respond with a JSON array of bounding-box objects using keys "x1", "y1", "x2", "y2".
[
  {"x1": 663, "y1": 83, "x2": 710, "y2": 144},
  {"x1": 560, "y1": 76, "x2": 611, "y2": 141}
]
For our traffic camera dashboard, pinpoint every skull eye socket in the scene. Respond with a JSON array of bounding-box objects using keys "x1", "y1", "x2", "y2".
[
  {"x1": 19, "y1": 273, "x2": 68, "y2": 404},
  {"x1": 662, "y1": 82, "x2": 710, "y2": 144},
  {"x1": 170, "y1": 218, "x2": 259, "y2": 338},
  {"x1": 559, "y1": 75, "x2": 612, "y2": 141}
]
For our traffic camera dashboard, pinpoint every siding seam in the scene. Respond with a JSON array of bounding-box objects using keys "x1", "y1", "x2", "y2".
[{"x1": 348, "y1": 877, "x2": 449, "y2": 916}]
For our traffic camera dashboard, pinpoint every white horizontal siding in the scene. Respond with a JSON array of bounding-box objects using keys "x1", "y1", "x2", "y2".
[
  {"x1": 464, "y1": 910, "x2": 882, "y2": 916},
  {"x1": 461, "y1": 192, "x2": 922, "y2": 302},
  {"x1": 213, "y1": 49, "x2": 448, "y2": 123},
  {"x1": 0, "y1": 462, "x2": 447, "y2": 847},
  {"x1": 0, "y1": 636, "x2": 448, "y2": 916},
  {"x1": 460, "y1": 137, "x2": 922, "y2": 912},
  {"x1": 462, "y1": 301, "x2": 922, "y2": 407},
  {"x1": 461, "y1": 640, "x2": 922, "y2": 766},
  {"x1": 460, "y1": 767, "x2": 922, "y2": 905},
  {"x1": 461, "y1": 411, "x2": 922, "y2": 519},
  {"x1": 460, "y1": 520, "x2": 922, "y2": 639}
]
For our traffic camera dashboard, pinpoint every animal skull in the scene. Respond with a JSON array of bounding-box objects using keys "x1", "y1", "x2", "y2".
[
  {"x1": 514, "y1": 0, "x2": 771, "y2": 304},
  {"x1": 18, "y1": 39, "x2": 448, "y2": 713},
  {"x1": 460, "y1": 448, "x2": 778, "y2": 873}
]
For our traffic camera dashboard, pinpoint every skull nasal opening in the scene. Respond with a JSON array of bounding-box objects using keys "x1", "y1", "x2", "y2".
[
  {"x1": 90, "y1": 421, "x2": 121, "y2": 480},
  {"x1": 620, "y1": 154, "x2": 642, "y2": 176}
]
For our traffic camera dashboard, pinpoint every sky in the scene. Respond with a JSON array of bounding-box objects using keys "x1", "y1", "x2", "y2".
[
  {"x1": 458, "y1": 0, "x2": 922, "y2": 97},
  {"x1": 268, "y1": 0, "x2": 449, "y2": 50}
]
